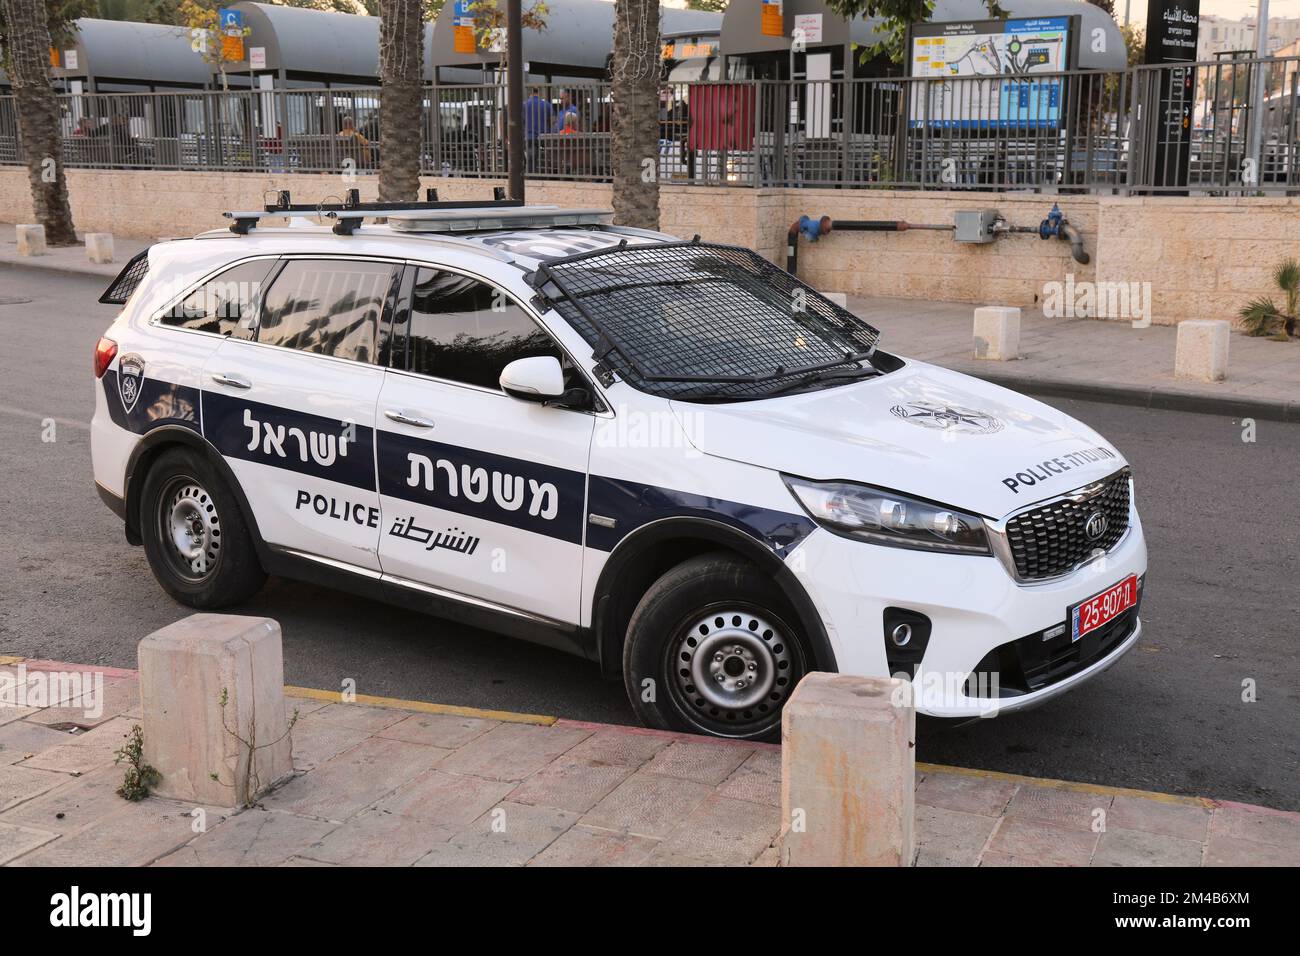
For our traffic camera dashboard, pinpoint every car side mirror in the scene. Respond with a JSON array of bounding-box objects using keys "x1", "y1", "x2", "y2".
[{"x1": 500, "y1": 356, "x2": 566, "y2": 402}]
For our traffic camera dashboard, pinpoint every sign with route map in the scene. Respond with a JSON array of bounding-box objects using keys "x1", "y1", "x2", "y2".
[{"x1": 908, "y1": 18, "x2": 1077, "y2": 129}]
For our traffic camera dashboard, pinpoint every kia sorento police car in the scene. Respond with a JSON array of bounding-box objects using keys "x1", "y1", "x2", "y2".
[{"x1": 91, "y1": 197, "x2": 1147, "y2": 740}]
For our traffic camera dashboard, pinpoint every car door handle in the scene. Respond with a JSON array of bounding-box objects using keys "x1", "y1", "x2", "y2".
[
  {"x1": 210, "y1": 372, "x2": 252, "y2": 389},
  {"x1": 384, "y1": 408, "x2": 435, "y2": 429}
]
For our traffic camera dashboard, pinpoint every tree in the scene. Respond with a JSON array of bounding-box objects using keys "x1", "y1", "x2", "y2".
[
  {"x1": 685, "y1": 0, "x2": 728, "y2": 11},
  {"x1": 179, "y1": 0, "x2": 250, "y2": 92},
  {"x1": 0, "y1": 0, "x2": 78, "y2": 245},
  {"x1": 825, "y1": 0, "x2": 1007, "y2": 64},
  {"x1": 1238, "y1": 258, "x2": 1299, "y2": 339},
  {"x1": 611, "y1": 0, "x2": 660, "y2": 229},
  {"x1": 378, "y1": 0, "x2": 424, "y2": 201}
]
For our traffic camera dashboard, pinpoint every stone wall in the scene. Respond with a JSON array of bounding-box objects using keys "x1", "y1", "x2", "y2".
[{"x1": 3, "y1": 165, "x2": 1296, "y2": 326}]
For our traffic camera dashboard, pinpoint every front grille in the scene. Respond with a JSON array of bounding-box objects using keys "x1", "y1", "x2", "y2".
[
  {"x1": 1003, "y1": 468, "x2": 1131, "y2": 580},
  {"x1": 965, "y1": 598, "x2": 1141, "y2": 698}
]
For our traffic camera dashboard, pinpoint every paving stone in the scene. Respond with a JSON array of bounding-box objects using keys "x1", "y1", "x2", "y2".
[
  {"x1": 559, "y1": 729, "x2": 673, "y2": 769},
  {"x1": 1209, "y1": 803, "x2": 1300, "y2": 851},
  {"x1": 152, "y1": 808, "x2": 337, "y2": 867},
  {"x1": 528, "y1": 824, "x2": 658, "y2": 867},
  {"x1": 302, "y1": 702, "x2": 409, "y2": 733},
  {"x1": 288, "y1": 718, "x2": 374, "y2": 772},
  {"x1": 916, "y1": 771, "x2": 1018, "y2": 817},
  {"x1": 0, "y1": 821, "x2": 58, "y2": 864},
  {"x1": 1107, "y1": 795, "x2": 1212, "y2": 842},
  {"x1": 915, "y1": 804, "x2": 999, "y2": 867},
  {"x1": 987, "y1": 816, "x2": 1100, "y2": 866},
  {"x1": 374, "y1": 769, "x2": 516, "y2": 827},
  {"x1": 0, "y1": 721, "x2": 74, "y2": 764},
  {"x1": 11, "y1": 797, "x2": 224, "y2": 866},
  {"x1": 437, "y1": 723, "x2": 592, "y2": 782},
  {"x1": 1091, "y1": 827, "x2": 1205, "y2": 867},
  {"x1": 279, "y1": 856, "x2": 337, "y2": 866},
  {"x1": 1004, "y1": 785, "x2": 1111, "y2": 831},
  {"x1": 979, "y1": 850, "x2": 1067, "y2": 867},
  {"x1": 299, "y1": 809, "x2": 456, "y2": 866},
  {"x1": 282, "y1": 696, "x2": 332, "y2": 717},
  {"x1": 642, "y1": 740, "x2": 752, "y2": 786},
  {"x1": 507, "y1": 757, "x2": 636, "y2": 813},
  {"x1": 24, "y1": 677, "x2": 140, "y2": 730},
  {"x1": 0, "y1": 706, "x2": 37, "y2": 727},
  {"x1": 1204, "y1": 834, "x2": 1300, "y2": 866},
  {"x1": 0, "y1": 764, "x2": 66, "y2": 812},
  {"x1": 581, "y1": 770, "x2": 716, "y2": 840},
  {"x1": 377, "y1": 712, "x2": 497, "y2": 750},
  {"x1": 0, "y1": 765, "x2": 130, "y2": 834},
  {"x1": 717, "y1": 749, "x2": 782, "y2": 807},
  {"x1": 652, "y1": 792, "x2": 780, "y2": 866},
  {"x1": 263, "y1": 736, "x2": 447, "y2": 821},
  {"x1": 20, "y1": 716, "x2": 137, "y2": 776},
  {"x1": 414, "y1": 801, "x2": 579, "y2": 867}
]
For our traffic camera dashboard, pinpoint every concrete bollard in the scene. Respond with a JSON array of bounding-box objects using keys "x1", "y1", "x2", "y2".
[
  {"x1": 85, "y1": 233, "x2": 115, "y2": 264},
  {"x1": 973, "y1": 305, "x2": 1021, "y2": 360},
  {"x1": 823, "y1": 292, "x2": 849, "y2": 308},
  {"x1": 1175, "y1": 319, "x2": 1229, "y2": 383},
  {"x1": 138, "y1": 614, "x2": 294, "y2": 809},
  {"x1": 16, "y1": 224, "x2": 46, "y2": 257},
  {"x1": 780, "y1": 673, "x2": 915, "y2": 867}
]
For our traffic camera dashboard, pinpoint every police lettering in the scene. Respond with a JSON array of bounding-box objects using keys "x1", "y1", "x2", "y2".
[
  {"x1": 295, "y1": 490, "x2": 379, "y2": 527},
  {"x1": 1001, "y1": 446, "x2": 1118, "y2": 494}
]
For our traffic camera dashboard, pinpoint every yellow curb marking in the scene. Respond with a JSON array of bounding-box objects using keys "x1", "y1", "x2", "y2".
[
  {"x1": 917, "y1": 761, "x2": 1216, "y2": 808},
  {"x1": 283, "y1": 685, "x2": 556, "y2": 726},
  {"x1": 0, "y1": 656, "x2": 26, "y2": 666}
]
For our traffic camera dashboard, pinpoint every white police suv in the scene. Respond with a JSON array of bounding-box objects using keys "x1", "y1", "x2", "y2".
[{"x1": 91, "y1": 196, "x2": 1147, "y2": 739}]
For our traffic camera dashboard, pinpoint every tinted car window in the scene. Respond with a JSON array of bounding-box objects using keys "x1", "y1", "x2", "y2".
[
  {"x1": 405, "y1": 268, "x2": 560, "y2": 390},
  {"x1": 258, "y1": 259, "x2": 396, "y2": 363},
  {"x1": 162, "y1": 259, "x2": 276, "y2": 340}
]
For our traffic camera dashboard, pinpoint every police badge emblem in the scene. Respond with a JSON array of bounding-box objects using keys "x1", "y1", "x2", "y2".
[{"x1": 118, "y1": 353, "x2": 146, "y2": 413}]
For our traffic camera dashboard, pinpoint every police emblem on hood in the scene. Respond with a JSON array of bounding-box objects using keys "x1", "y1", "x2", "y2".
[
  {"x1": 118, "y1": 353, "x2": 146, "y2": 413},
  {"x1": 889, "y1": 400, "x2": 1004, "y2": 435}
]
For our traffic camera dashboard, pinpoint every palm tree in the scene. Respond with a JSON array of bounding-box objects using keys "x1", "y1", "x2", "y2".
[
  {"x1": 0, "y1": 0, "x2": 78, "y2": 245},
  {"x1": 611, "y1": 0, "x2": 660, "y2": 230},
  {"x1": 378, "y1": 0, "x2": 425, "y2": 202},
  {"x1": 1238, "y1": 258, "x2": 1299, "y2": 339}
]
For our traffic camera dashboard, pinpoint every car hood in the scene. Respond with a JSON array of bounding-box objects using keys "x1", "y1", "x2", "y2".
[{"x1": 669, "y1": 359, "x2": 1127, "y2": 519}]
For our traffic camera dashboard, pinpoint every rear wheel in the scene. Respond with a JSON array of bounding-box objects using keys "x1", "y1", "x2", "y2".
[
  {"x1": 139, "y1": 447, "x2": 265, "y2": 608},
  {"x1": 623, "y1": 552, "x2": 808, "y2": 741}
]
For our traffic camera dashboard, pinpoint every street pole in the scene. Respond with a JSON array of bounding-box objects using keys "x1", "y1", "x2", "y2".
[
  {"x1": 506, "y1": 0, "x2": 525, "y2": 202},
  {"x1": 1246, "y1": 0, "x2": 1270, "y2": 190},
  {"x1": 1123, "y1": 0, "x2": 1130, "y2": 29}
]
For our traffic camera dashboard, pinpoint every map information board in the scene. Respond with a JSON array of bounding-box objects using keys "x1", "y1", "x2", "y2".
[{"x1": 909, "y1": 18, "x2": 1073, "y2": 129}]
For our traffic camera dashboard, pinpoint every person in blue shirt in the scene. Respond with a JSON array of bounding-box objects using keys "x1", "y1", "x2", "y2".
[
  {"x1": 552, "y1": 90, "x2": 579, "y2": 134},
  {"x1": 522, "y1": 87, "x2": 552, "y2": 172}
]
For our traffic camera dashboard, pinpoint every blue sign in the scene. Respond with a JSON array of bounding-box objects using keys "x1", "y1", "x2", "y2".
[{"x1": 219, "y1": 8, "x2": 243, "y2": 34}]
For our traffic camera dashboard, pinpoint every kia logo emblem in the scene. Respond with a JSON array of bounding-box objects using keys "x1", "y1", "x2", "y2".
[{"x1": 1084, "y1": 512, "x2": 1108, "y2": 539}]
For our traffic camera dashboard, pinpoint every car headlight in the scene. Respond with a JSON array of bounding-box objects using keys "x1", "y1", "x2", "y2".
[{"x1": 783, "y1": 476, "x2": 991, "y2": 555}]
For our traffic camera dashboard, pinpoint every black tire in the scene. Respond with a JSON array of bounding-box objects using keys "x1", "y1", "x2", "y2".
[
  {"x1": 623, "y1": 552, "x2": 808, "y2": 741},
  {"x1": 139, "y1": 446, "x2": 266, "y2": 609}
]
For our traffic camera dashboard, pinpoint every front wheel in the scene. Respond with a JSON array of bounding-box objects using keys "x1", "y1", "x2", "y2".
[
  {"x1": 622, "y1": 553, "x2": 809, "y2": 741},
  {"x1": 139, "y1": 446, "x2": 266, "y2": 608}
]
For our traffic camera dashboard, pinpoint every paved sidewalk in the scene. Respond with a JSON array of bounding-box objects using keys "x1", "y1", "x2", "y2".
[
  {"x1": 2, "y1": 657, "x2": 1297, "y2": 867},
  {"x1": 2, "y1": 223, "x2": 1296, "y2": 420}
]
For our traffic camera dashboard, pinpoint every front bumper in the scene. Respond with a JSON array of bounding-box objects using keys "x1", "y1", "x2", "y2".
[{"x1": 790, "y1": 503, "x2": 1148, "y2": 718}]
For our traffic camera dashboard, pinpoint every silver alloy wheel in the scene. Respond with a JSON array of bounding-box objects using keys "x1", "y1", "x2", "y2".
[
  {"x1": 672, "y1": 608, "x2": 794, "y2": 725},
  {"x1": 159, "y1": 476, "x2": 221, "y2": 581}
]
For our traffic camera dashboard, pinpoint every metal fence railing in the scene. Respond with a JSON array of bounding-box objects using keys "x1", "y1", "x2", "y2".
[{"x1": 1, "y1": 57, "x2": 1298, "y2": 195}]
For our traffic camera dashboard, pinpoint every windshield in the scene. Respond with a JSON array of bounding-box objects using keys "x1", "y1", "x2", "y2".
[{"x1": 536, "y1": 240, "x2": 882, "y2": 402}]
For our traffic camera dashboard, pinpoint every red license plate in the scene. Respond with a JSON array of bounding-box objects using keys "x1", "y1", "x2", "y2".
[{"x1": 1069, "y1": 574, "x2": 1139, "y2": 642}]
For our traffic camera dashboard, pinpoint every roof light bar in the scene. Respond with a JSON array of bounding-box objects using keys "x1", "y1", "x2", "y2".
[{"x1": 388, "y1": 208, "x2": 612, "y2": 234}]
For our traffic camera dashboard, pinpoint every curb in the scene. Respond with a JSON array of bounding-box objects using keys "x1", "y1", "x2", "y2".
[
  {"x1": 973, "y1": 371, "x2": 1297, "y2": 423},
  {"x1": 0, "y1": 255, "x2": 120, "y2": 283}
]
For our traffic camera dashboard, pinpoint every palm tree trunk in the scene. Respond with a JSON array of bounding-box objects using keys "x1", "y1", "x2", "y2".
[
  {"x1": 1, "y1": 0, "x2": 77, "y2": 245},
  {"x1": 611, "y1": 0, "x2": 661, "y2": 230},
  {"x1": 378, "y1": 0, "x2": 424, "y2": 203}
]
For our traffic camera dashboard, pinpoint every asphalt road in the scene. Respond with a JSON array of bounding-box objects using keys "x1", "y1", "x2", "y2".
[{"x1": 2, "y1": 264, "x2": 1297, "y2": 810}]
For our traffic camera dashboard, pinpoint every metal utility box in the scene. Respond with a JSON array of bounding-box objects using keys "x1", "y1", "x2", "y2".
[{"x1": 954, "y1": 209, "x2": 1000, "y2": 243}]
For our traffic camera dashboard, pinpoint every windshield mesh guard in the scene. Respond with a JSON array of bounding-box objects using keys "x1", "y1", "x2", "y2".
[{"x1": 532, "y1": 240, "x2": 880, "y2": 399}]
